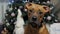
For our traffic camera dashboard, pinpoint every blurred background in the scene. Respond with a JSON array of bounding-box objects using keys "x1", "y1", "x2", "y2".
[
  {"x1": 0, "y1": 0, "x2": 60, "y2": 34},
  {"x1": 0, "y1": 0, "x2": 60, "y2": 24},
  {"x1": 0, "y1": 0, "x2": 8, "y2": 25}
]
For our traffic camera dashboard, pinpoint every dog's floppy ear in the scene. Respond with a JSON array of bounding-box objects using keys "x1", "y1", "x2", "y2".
[
  {"x1": 24, "y1": 2, "x2": 33, "y2": 12},
  {"x1": 43, "y1": 6, "x2": 50, "y2": 13}
]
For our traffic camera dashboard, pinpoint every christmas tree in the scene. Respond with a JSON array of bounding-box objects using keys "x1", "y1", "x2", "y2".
[{"x1": 4, "y1": 0, "x2": 18, "y2": 34}]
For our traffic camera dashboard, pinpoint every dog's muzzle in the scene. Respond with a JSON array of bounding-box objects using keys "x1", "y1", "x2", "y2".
[
  {"x1": 29, "y1": 22, "x2": 42, "y2": 28},
  {"x1": 29, "y1": 17, "x2": 43, "y2": 28}
]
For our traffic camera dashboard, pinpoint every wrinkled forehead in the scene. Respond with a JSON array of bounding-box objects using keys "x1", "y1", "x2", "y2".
[{"x1": 25, "y1": 3, "x2": 50, "y2": 13}]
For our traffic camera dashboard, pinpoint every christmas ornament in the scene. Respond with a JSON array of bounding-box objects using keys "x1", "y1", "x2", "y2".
[
  {"x1": 11, "y1": 12, "x2": 15, "y2": 17},
  {"x1": 47, "y1": 16, "x2": 52, "y2": 20}
]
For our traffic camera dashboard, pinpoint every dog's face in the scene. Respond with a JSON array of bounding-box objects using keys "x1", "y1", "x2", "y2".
[{"x1": 25, "y1": 3, "x2": 50, "y2": 25}]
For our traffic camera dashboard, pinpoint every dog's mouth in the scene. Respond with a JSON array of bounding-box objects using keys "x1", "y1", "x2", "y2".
[{"x1": 29, "y1": 21, "x2": 43, "y2": 28}]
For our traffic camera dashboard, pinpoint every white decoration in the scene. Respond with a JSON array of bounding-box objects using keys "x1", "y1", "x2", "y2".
[
  {"x1": 38, "y1": 2, "x2": 40, "y2": 4},
  {"x1": 50, "y1": 7, "x2": 54, "y2": 10},
  {"x1": 47, "y1": 16, "x2": 51, "y2": 20},
  {"x1": 14, "y1": 27, "x2": 24, "y2": 34},
  {"x1": 51, "y1": 14, "x2": 54, "y2": 17},
  {"x1": 6, "y1": 23, "x2": 10, "y2": 26},
  {"x1": 11, "y1": 19, "x2": 13, "y2": 22},
  {"x1": 12, "y1": 0, "x2": 14, "y2": 3},
  {"x1": 11, "y1": 12, "x2": 15, "y2": 17},
  {"x1": 6, "y1": 20, "x2": 8, "y2": 22},
  {"x1": 25, "y1": 0, "x2": 28, "y2": 2},
  {"x1": 55, "y1": 19, "x2": 58, "y2": 22},
  {"x1": 44, "y1": 17, "x2": 46, "y2": 19},
  {"x1": 19, "y1": 6, "x2": 23, "y2": 8},
  {"x1": 47, "y1": 1, "x2": 50, "y2": 3},
  {"x1": 24, "y1": 9, "x2": 27, "y2": 12},
  {"x1": 50, "y1": 23, "x2": 60, "y2": 34},
  {"x1": 23, "y1": 0, "x2": 28, "y2": 3},
  {"x1": 14, "y1": 9, "x2": 24, "y2": 34},
  {"x1": 42, "y1": 2, "x2": 46, "y2": 4},
  {"x1": 6, "y1": 14, "x2": 8, "y2": 16},
  {"x1": 8, "y1": 2, "x2": 11, "y2": 4},
  {"x1": 15, "y1": 7, "x2": 17, "y2": 9},
  {"x1": 9, "y1": 7, "x2": 13, "y2": 11}
]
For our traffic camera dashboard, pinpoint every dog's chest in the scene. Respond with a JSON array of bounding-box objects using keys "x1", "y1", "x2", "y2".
[
  {"x1": 24, "y1": 24, "x2": 49, "y2": 34},
  {"x1": 24, "y1": 24, "x2": 42, "y2": 34}
]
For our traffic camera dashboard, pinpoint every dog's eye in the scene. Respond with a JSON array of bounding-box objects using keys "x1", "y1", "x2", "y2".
[
  {"x1": 29, "y1": 10, "x2": 33, "y2": 12},
  {"x1": 39, "y1": 12, "x2": 43, "y2": 14}
]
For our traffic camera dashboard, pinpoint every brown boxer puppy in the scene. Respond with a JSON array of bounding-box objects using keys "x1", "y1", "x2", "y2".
[{"x1": 24, "y1": 2, "x2": 50, "y2": 34}]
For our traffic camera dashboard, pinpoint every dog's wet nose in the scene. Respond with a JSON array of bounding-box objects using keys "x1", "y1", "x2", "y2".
[{"x1": 32, "y1": 16, "x2": 37, "y2": 21}]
